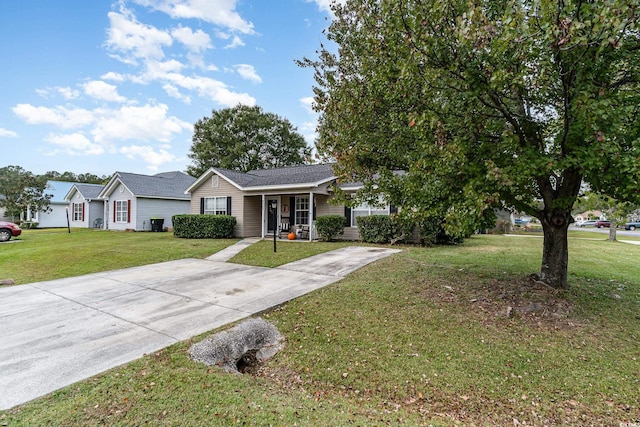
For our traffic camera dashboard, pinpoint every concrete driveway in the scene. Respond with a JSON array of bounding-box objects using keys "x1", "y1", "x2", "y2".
[{"x1": 0, "y1": 243, "x2": 400, "y2": 410}]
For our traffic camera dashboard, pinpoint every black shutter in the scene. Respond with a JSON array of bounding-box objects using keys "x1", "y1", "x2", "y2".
[
  {"x1": 312, "y1": 198, "x2": 317, "y2": 220},
  {"x1": 227, "y1": 197, "x2": 232, "y2": 215},
  {"x1": 344, "y1": 206, "x2": 352, "y2": 227},
  {"x1": 200, "y1": 197, "x2": 204, "y2": 214},
  {"x1": 390, "y1": 205, "x2": 398, "y2": 214},
  {"x1": 290, "y1": 196, "x2": 296, "y2": 225}
]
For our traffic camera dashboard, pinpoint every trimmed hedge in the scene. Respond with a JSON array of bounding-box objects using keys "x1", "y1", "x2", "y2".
[
  {"x1": 172, "y1": 214, "x2": 236, "y2": 239},
  {"x1": 315, "y1": 215, "x2": 346, "y2": 241},
  {"x1": 357, "y1": 215, "x2": 410, "y2": 244}
]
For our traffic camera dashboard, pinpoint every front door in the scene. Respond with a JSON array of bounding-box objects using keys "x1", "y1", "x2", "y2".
[{"x1": 266, "y1": 198, "x2": 279, "y2": 234}]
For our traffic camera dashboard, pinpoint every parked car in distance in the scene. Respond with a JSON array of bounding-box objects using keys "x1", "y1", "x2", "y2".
[
  {"x1": 576, "y1": 220, "x2": 597, "y2": 227},
  {"x1": 624, "y1": 221, "x2": 640, "y2": 231},
  {"x1": 595, "y1": 220, "x2": 610, "y2": 228},
  {"x1": 0, "y1": 221, "x2": 22, "y2": 242},
  {"x1": 514, "y1": 218, "x2": 530, "y2": 226}
]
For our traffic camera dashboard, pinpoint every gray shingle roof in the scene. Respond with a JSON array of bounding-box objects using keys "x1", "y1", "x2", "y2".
[
  {"x1": 73, "y1": 183, "x2": 104, "y2": 199},
  {"x1": 215, "y1": 163, "x2": 335, "y2": 188},
  {"x1": 117, "y1": 171, "x2": 196, "y2": 199}
]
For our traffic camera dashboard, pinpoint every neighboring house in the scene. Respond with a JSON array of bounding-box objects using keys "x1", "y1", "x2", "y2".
[
  {"x1": 24, "y1": 181, "x2": 76, "y2": 228},
  {"x1": 0, "y1": 194, "x2": 11, "y2": 221},
  {"x1": 64, "y1": 183, "x2": 106, "y2": 228},
  {"x1": 185, "y1": 163, "x2": 395, "y2": 240},
  {"x1": 98, "y1": 171, "x2": 196, "y2": 231}
]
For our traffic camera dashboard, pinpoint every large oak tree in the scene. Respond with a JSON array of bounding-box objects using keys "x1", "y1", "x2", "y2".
[
  {"x1": 304, "y1": 0, "x2": 640, "y2": 288},
  {"x1": 187, "y1": 105, "x2": 312, "y2": 176}
]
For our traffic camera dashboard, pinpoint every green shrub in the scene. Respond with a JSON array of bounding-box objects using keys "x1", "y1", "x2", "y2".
[
  {"x1": 172, "y1": 214, "x2": 236, "y2": 239},
  {"x1": 418, "y1": 217, "x2": 466, "y2": 245},
  {"x1": 357, "y1": 215, "x2": 412, "y2": 244},
  {"x1": 315, "y1": 215, "x2": 346, "y2": 241}
]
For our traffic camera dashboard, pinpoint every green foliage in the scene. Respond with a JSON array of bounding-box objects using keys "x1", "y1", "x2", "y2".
[
  {"x1": 314, "y1": 215, "x2": 346, "y2": 241},
  {"x1": 187, "y1": 105, "x2": 312, "y2": 177},
  {"x1": 356, "y1": 215, "x2": 413, "y2": 244},
  {"x1": 172, "y1": 215, "x2": 236, "y2": 239},
  {"x1": 0, "y1": 165, "x2": 52, "y2": 221},
  {"x1": 41, "y1": 171, "x2": 109, "y2": 184},
  {"x1": 303, "y1": 0, "x2": 640, "y2": 288}
]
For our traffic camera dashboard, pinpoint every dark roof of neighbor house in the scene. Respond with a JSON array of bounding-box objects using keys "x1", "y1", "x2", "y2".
[
  {"x1": 73, "y1": 183, "x2": 104, "y2": 199},
  {"x1": 103, "y1": 171, "x2": 196, "y2": 200},
  {"x1": 192, "y1": 163, "x2": 337, "y2": 191}
]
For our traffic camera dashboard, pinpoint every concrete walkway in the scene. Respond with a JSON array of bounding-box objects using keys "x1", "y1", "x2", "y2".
[{"x1": 0, "y1": 241, "x2": 400, "y2": 410}]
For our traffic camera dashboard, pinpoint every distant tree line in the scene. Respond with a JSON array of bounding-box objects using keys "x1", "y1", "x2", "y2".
[{"x1": 0, "y1": 165, "x2": 109, "y2": 222}]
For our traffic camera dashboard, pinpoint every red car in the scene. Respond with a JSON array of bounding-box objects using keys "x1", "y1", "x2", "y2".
[
  {"x1": 595, "y1": 220, "x2": 610, "y2": 228},
  {"x1": 0, "y1": 221, "x2": 22, "y2": 242}
]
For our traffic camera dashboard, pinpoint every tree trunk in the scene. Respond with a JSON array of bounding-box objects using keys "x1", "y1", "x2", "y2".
[
  {"x1": 539, "y1": 214, "x2": 570, "y2": 289},
  {"x1": 608, "y1": 219, "x2": 617, "y2": 241}
]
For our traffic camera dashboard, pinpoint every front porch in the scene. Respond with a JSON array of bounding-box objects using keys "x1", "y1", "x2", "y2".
[{"x1": 258, "y1": 192, "x2": 323, "y2": 241}]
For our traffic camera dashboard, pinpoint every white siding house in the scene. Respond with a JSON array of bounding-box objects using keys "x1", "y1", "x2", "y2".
[
  {"x1": 98, "y1": 171, "x2": 195, "y2": 231},
  {"x1": 65, "y1": 183, "x2": 105, "y2": 228}
]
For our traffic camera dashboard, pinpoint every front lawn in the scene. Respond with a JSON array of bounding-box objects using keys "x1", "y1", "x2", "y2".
[
  {"x1": 1, "y1": 233, "x2": 638, "y2": 425},
  {"x1": 0, "y1": 228, "x2": 239, "y2": 285}
]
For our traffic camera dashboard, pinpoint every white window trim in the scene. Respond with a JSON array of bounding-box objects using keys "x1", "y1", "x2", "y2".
[
  {"x1": 204, "y1": 196, "x2": 227, "y2": 215},
  {"x1": 351, "y1": 200, "x2": 390, "y2": 227},
  {"x1": 295, "y1": 196, "x2": 310, "y2": 225},
  {"x1": 115, "y1": 200, "x2": 128, "y2": 223},
  {"x1": 72, "y1": 202, "x2": 83, "y2": 222}
]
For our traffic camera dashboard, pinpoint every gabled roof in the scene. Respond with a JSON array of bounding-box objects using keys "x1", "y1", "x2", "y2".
[
  {"x1": 64, "y1": 183, "x2": 104, "y2": 201},
  {"x1": 186, "y1": 163, "x2": 337, "y2": 193},
  {"x1": 45, "y1": 181, "x2": 77, "y2": 204},
  {"x1": 99, "y1": 171, "x2": 196, "y2": 200}
]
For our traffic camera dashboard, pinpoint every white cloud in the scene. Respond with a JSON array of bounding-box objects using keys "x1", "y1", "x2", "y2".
[
  {"x1": 106, "y1": 8, "x2": 173, "y2": 63},
  {"x1": 141, "y1": 59, "x2": 185, "y2": 81},
  {"x1": 35, "y1": 87, "x2": 80, "y2": 100},
  {"x1": 0, "y1": 128, "x2": 18, "y2": 138},
  {"x1": 307, "y1": 0, "x2": 344, "y2": 15},
  {"x1": 12, "y1": 104, "x2": 94, "y2": 129},
  {"x1": 300, "y1": 96, "x2": 315, "y2": 114},
  {"x1": 171, "y1": 25, "x2": 212, "y2": 52},
  {"x1": 91, "y1": 103, "x2": 191, "y2": 144},
  {"x1": 224, "y1": 35, "x2": 244, "y2": 49},
  {"x1": 162, "y1": 84, "x2": 192, "y2": 103},
  {"x1": 119, "y1": 144, "x2": 177, "y2": 171},
  {"x1": 234, "y1": 64, "x2": 261, "y2": 83},
  {"x1": 101, "y1": 71, "x2": 126, "y2": 82},
  {"x1": 45, "y1": 132, "x2": 106, "y2": 156},
  {"x1": 58, "y1": 87, "x2": 81, "y2": 100},
  {"x1": 132, "y1": 0, "x2": 254, "y2": 34},
  {"x1": 300, "y1": 121, "x2": 318, "y2": 144},
  {"x1": 83, "y1": 80, "x2": 127, "y2": 103},
  {"x1": 163, "y1": 73, "x2": 256, "y2": 106}
]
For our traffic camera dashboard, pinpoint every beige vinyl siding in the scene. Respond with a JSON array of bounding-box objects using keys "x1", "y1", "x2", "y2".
[
  {"x1": 190, "y1": 175, "x2": 246, "y2": 237},
  {"x1": 314, "y1": 194, "x2": 361, "y2": 241},
  {"x1": 242, "y1": 196, "x2": 262, "y2": 237}
]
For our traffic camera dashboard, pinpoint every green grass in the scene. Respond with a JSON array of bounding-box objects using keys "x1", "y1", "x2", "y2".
[
  {"x1": 0, "y1": 228, "x2": 239, "y2": 285},
  {"x1": 228, "y1": 239, "x2": 358, "y2": 267},
  {"x1": 1, "y1": 233, "x2": 639, "y2": 425}
]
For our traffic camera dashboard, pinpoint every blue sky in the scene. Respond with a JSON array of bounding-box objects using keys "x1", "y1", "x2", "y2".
[{"x1": 0, "y1": 0, "x2": 338, "y2": 177}]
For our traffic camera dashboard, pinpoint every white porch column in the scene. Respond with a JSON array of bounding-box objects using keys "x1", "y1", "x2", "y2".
[
  {"x1": 261, "y1": 194, "x2": 266, "y2": 238},
  {"x1": 309, "y1": 191, "x2": 314, "y2": 241}
]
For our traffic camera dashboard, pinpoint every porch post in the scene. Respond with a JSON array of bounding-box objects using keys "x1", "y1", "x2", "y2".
[
  {"x1": 309, "y1": 191, "x2": 314, "y2": 241},
  {"x1": 261, "y1": 194, "x2": 266, "y2": 238}
]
